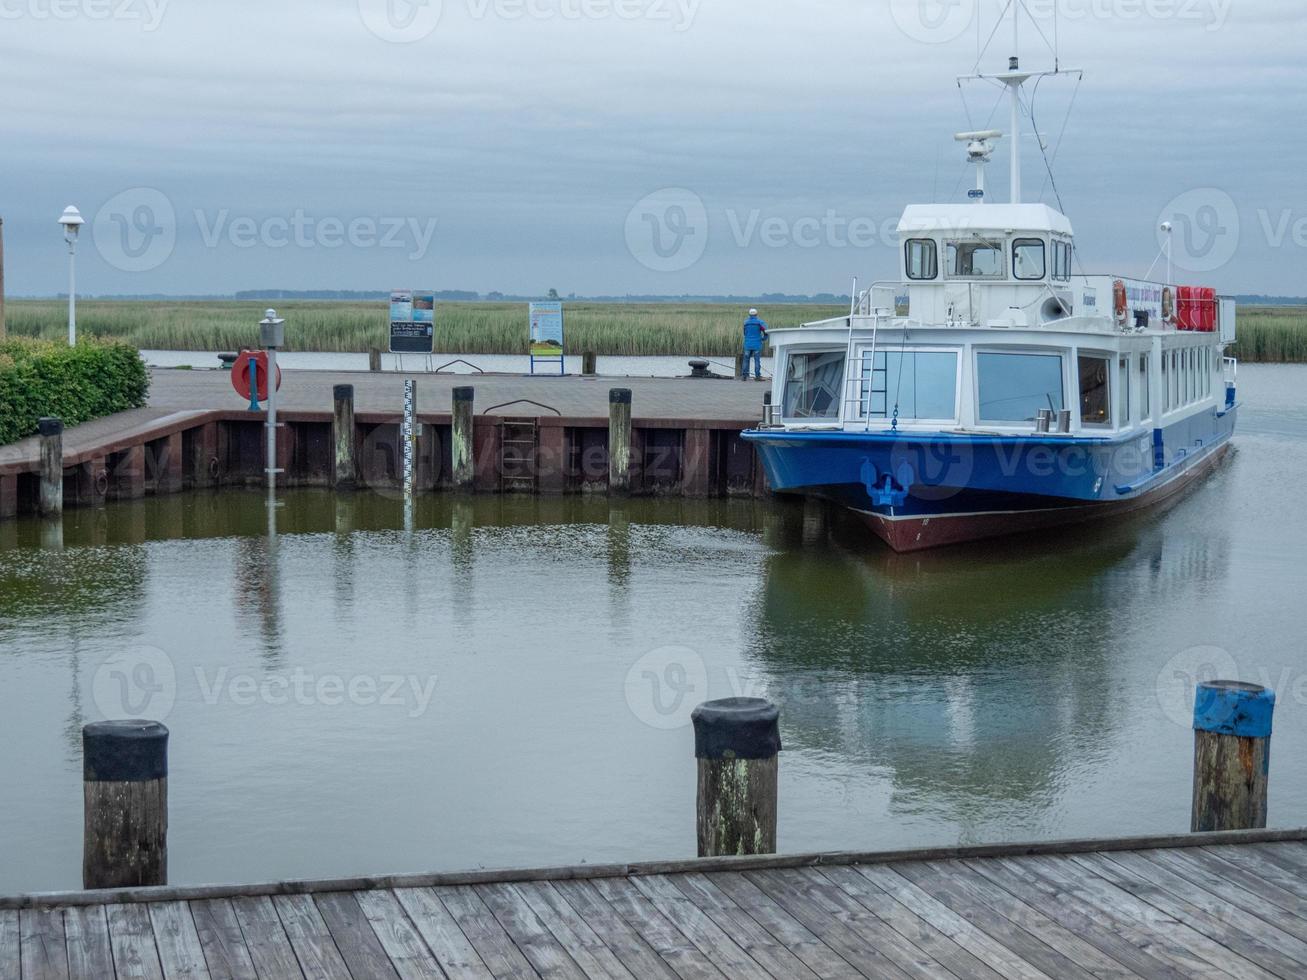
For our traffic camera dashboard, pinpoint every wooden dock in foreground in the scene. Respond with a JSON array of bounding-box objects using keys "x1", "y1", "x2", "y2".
[{"x1": 5, "y1": 829, "x2": 1307, "y2": 979}]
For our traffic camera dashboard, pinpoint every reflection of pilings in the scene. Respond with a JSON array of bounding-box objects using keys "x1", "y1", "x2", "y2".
[
  {"x1": 39, "y1": 516, "x2": 64, "y2": 551},
  {"x1": 332, "y1": 495, "x2": 357, "y2": 620},
  {"x1": 607, "y1": 501, "x2": 631, "y2": 586},
  {"x1": 450, "y1": 498, "x2": 474, "y2": 635}
]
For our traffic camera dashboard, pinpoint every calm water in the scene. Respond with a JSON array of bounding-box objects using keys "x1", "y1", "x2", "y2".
[{"x1": 1, "y1": 365, "x2": 1304, "y2": 892}]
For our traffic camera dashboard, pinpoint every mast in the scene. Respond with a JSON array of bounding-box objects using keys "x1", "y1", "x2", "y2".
[{"x1": 958, "y1": 2, "x2": 1080, "y2": 206}]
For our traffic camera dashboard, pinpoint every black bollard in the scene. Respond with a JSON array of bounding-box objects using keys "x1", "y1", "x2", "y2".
[
  {"x1": 83, "y1": 720, "x2": 169, "y2": 888},
  {"x1": 692, "y1": 698, "x2": 781, "y2": 857}
]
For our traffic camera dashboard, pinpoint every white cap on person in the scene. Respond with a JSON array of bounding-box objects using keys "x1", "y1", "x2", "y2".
[{"x1": 748, "y1": 308, "x2": 757, "y2": 316}]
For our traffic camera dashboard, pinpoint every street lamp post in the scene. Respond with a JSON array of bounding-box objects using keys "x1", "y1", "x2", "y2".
[{"x1": 58, "y1": 206, "x2": 84, "y2": 346}]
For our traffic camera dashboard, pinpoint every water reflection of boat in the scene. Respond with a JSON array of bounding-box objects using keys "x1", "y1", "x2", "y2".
[{"x1": 741, "y1": 523, "x2": 1151, "y2": 823}]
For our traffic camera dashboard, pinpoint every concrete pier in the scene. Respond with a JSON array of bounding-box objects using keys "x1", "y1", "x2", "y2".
[{"x1": 0, "y1": 368, "x2": 773, "y2": 519}]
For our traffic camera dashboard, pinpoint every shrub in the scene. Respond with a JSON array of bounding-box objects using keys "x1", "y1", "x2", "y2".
[{"x1": 0, "y1": 338, "x2": 150, "y2": 445}]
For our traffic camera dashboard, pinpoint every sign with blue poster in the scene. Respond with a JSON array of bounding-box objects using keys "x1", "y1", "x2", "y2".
[
  {"x1": 389, "y1": 290, "x2": 435, "y2": 354},
  {"x1": 529, "y1": 301, "x2": 564, "y2": 375}
]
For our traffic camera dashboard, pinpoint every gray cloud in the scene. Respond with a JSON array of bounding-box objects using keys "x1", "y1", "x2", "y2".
[{"x1": 3, "y1": 0, "x2": 1302, "y2": 296}]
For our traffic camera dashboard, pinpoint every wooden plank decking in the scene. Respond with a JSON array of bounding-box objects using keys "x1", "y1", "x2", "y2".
[{"x1": 5, "y1": 830, "x2": 1307, "y2": 978}]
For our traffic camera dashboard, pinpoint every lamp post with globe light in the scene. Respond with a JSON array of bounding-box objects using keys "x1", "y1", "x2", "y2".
[{"x1": 58, "y1": 206, "x2": 84, "y2": 346}]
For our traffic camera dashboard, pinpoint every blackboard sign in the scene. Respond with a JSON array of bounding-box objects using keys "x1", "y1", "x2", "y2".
[
  {"x1": 390, "y1": 320, "x2": 433, "y2": 353},
  {"x1": 389, "y1": 290, "x2": 435, "y2": 353}
]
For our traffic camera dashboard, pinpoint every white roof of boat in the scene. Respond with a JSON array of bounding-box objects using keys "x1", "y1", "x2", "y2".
[{"x1": 897, "y1": 203, "x2": 1073, "y2": 236}]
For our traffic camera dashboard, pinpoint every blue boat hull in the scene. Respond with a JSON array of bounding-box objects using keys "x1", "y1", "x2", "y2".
[{"x1": 742, "y1": 406, "x2": 1236, "y2": 551}]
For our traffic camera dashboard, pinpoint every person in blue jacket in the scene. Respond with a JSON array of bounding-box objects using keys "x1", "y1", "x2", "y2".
[{"x1": 741, "y1": 308, "x2": 767, "y2": 381}]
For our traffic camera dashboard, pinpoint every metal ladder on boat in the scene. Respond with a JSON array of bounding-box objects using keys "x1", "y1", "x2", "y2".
[{"x1": 840, "y1": 282, "x2": 882, "y2": 430}]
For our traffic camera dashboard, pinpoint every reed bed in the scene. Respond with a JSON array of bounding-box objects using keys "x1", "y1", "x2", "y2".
[
  {"x1": 3, "y1": 299, "x2": 1304, "y2": 360},
  {"x1": 1, "y1": 300, "x2": 846, "y2": 357}
]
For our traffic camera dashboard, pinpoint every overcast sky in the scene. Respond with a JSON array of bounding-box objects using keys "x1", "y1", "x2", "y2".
[{"x1": 3, "y1": 0, "x2": 1302, "y2": 297}]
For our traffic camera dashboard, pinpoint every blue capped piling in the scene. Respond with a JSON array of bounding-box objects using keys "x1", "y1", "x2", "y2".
[{"x1": 1191, "y1": 680, "x2": 1274, "y2": 832}]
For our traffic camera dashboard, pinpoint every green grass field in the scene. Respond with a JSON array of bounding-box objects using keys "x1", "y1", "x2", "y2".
[{"x1": 2, "y1": 299, "x2": 1303, "y2": 361}]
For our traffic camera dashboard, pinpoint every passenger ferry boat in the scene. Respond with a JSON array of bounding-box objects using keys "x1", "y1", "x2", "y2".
[{"x1": 742, "y1": 39, "x2": 1238, "y2": 552}]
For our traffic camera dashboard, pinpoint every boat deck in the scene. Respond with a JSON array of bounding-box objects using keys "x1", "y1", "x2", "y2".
[{"x1": 5, "y1": 830, "x2": 1307, "y2": 979}]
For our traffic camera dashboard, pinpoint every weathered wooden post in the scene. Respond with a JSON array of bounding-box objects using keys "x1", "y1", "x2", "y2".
[
  {"x1": 1191, "y1": 680, "x2": 1274, "y2": 832},
  {"x1": 692, "y1": 697, "x2": 781, "y2": 857},
  {"x1": 368, "y1": 347, "x2": 382, "y2": 372},
  {"x1": 333, "y1": 384, "x2": 356, "y2": 490},
  {"x1": 734, "y1": 353, "x2": 745, "y2": 380},
  {"x1": 38, "y1": 417, "x2": 63, "y2": 516},
  {"x1": 452, "y1": 386, "x2": 475, "y2": 489},
  {"x1": 83, "y1": 719, "x2": 169, "y2": 888},
  {"x1": 608, "y1": 388, "x2": 631, "y2": 494},
  {"x1": 581, "y1": 351, "x2": 597, "y2": 376}
]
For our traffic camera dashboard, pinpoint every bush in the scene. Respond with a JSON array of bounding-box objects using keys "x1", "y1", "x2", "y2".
[{"x1": 0, "y1": 338, "x2": 149, "y2": 445}]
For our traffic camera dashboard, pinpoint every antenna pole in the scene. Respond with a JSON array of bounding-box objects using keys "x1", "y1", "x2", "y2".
[{"x1": 1009, "y1": 79, "x2": 1021, "y2": 203}]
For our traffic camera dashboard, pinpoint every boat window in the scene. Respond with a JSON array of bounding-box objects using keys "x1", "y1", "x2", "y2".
[
  {"x1": 946, "y1": 240, "x2": 1004, "y2": 279},
  {"x1": 1118, "y1": 357, "x2": 1130, "y2": 425},
  {"x1": 1170, "y1": 350, "x2": 1180, "y2": 408},
  {"x1": 976, "y1": 352, "x2": 1064, "y2": 423},
  {"x1": 904, "y1": 239, "x2": 938, "y2": 280},
  {"x1": 782, "y1": 350, "x2": 844, "y2": 419},
  {"x1": 1051, "y1": 241, "x2": 1071, "y2": 281},
  {"x1": 860, "y1": 350, "x2": 958, "y2": 421},
  {"x1": 1079, "y1": 355, "x2": 1112, "y2": 427},
  {"x1": 1139, "y1": 354, "x2": 1150, "y2": 420},
  {"x1": 1013, "y1": 238, "x2": 1046, "y2": 280}
]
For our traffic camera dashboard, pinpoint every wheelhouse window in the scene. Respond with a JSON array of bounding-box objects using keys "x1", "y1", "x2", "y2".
[
  {"x1": 1079, "y1": 354, "x2": 1112, "y2": 427},
  {"x1": 947, "y1": 239, "x2": 1004, "y2": 279},
  {"x1": 860, "y1": 350, "x2": 958, "y2": 421},
  {"x1": 1012, "y1": 238, "x2": 1046, "y2": 280},
  {"x1": 1052, "y1": 240, "x2": 1071, "y2": 281},
  {"x1": 977, "y1": 352, "x2": 1065, "y2": 423},
  {"x1": 782, "y1": 350, "x2": 844, "y2": 420},
  {"x1": 904, "y1": 239, "x2": 938, "y2": 280}
]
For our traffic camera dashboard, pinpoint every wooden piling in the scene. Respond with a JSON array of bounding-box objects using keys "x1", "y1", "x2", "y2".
[
  {"x1": 37, "y1": 417, "x2": 63, "y2": 516},
  {"x1": 692, "y1": 697, "x2": 781, "y2": 857},
  {"x1": 333, "y1": 384, "x2": 357, "y2": 490},
  {"x1": 1192, "y1": 680, "x2": 1274, "y2": 832},
  {"x1": 368, "y1": 348, "x2": 382, "y2": 372},
  {"x1": 83, "y1": 720, "x2": 168, "y2": 889},
  {"x1": 581, "y1": 351, "x2": 597, "y2": 376},
  {"x1": 452, "y1": 386, "x2": 475, "y2": 489},
  {"x1": 608, "y1": 388, "x2": 632, "y2": 494}
]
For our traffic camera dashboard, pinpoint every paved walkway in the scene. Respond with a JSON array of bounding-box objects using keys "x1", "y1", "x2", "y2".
[{"x1": 149, "y1": 368, "x2": 770, "y2": 421}]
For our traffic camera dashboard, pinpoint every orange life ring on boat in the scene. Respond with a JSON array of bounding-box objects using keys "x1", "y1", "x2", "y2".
[{"x1": 1112, "y1": 280, "x2": 1128, "y2": 325}]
